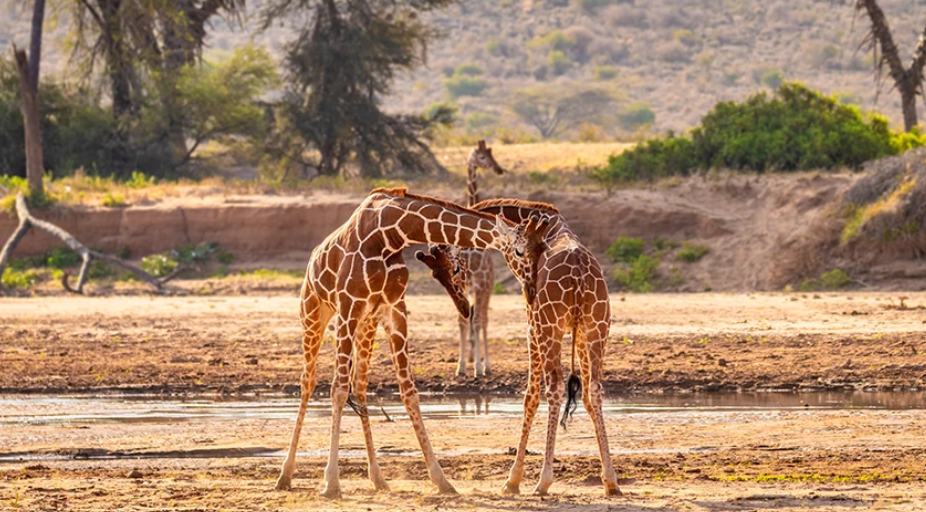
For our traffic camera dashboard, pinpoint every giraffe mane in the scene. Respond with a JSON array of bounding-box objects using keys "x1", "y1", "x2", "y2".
[
  {"x1": 369, "y1": 187, "x2": 512, "y2": 224},
  {"x1": 471, "y1": 198, "x2": 561, "y2": 215}
]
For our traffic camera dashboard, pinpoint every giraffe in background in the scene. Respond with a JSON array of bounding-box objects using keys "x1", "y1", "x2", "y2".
[
  {"x1": 274, "y1": 187, "x2": 543, "y2": 498},
  {"x1": 457, "y1": 140, "x2": 506, "y2": 376}
]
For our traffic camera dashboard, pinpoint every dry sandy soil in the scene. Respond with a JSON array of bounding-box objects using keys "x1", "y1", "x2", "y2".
[
  {"x1": 3, "y1": 291, "x2": 926, "y2": 395},
  {"x1": 4, "y1": 394, "x2": 926, "y2": 511},
  {"x1": 4, "y1": 292, "x2": 926, "y2": 510}
]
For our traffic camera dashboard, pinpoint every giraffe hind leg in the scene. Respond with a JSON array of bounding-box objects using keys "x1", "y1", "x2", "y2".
[{"x1": 580, "y1": 324, "x2": 621, "y2": 496}]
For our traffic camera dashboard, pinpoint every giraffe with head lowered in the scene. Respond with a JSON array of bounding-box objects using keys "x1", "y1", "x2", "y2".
[
  {"x1": 274, "y1": 187, "x2": 545, "y2": 498},
  {"x1": 456, "y1": 140, "x2": 506, "y2": 377},
  {"x1": 425, "y1": 198, "x2": 620, "y2": 497}
]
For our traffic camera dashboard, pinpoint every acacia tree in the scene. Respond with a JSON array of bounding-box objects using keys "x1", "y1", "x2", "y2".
[
  {"x1": 854, "y1": 0, "x2": 926, "y2": 132},
  {"x1": 509, "y1": 88, "x2": 615, "y2": 139},
  {"x1": 16, "y1": 0, "x2": 46, "y2": 197},
  {"x1": 262, "y1": 0, "x2": 454, "y2": 178},
  {"x1": 63, "y1": 0, "x2": 245, "y2": 170}
]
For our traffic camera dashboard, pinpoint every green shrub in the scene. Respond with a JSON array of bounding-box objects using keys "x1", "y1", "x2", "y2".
[
  {"x1": 141, "y1": 254, "x2": 178, "y2": 277},
  {"x1": 677, "y1": 242, "x2": 710, "y2": 263},
  {"x1": 606, "y1": 237, "x2": 645, "y2": 263},
  {"x1": 88, "y1": 260, "x2": 113, "y2": 279},
  {"x1": 486, "y1": 39, "x2": 502, "y2": 56},
  {"x1": 673, "y1": 29, "x2": 697, "y2": 47},
  {"x1": 821, "y1": 268, "x2": 851, "y2": 289},
  {"x1": 455, "y1": 63, "x2": 485, "y2": 77},
  {"x1": 549, "y1": 50, "x2": 570, "y2": 76},
  {"x1": 590, "y1": 83, "x2": 919, "y2": 187},
  {"x1": 593, "y1": 65, "x2": 618, "y2": 81},
  {"x1": 444, "y1": 76, "x2": 488, "y2": 99},
  {"x1": 125, "y1": 171, "x2": 156, "y2": 189},
  {"x1": 618, "y1": 102, "x2": 655, "y2": 129},
  {"x1": 47, "y1": 247, "x2": 80, "y2": 269},
  {"x1": 760, "y1": 70, "x2": 784, "y2": 90},
  {"x1": 527, "y1": 171, "x2": 556, "y2": 184},
  {"x1": 492, "y1": 282, "x2": 507, "y2": 294},
  {"x1": 1, "y1": 267, "x2": 38, "y2": 289},
  {"x1": 102, "y1": 193, "x2": 128, "y2": 207},
  {"x1": 614, "y1": 255, "x2": 659, "y2": 293},
  {"x1": 528, "y1": 30, "x2": 575, "y2": 53}
]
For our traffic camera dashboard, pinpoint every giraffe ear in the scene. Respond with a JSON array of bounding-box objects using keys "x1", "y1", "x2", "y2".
[{"x1": 477, "y1": 140, "x2": 486, "y2": 150}]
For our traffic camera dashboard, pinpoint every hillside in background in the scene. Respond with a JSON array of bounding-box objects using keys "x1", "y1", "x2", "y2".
[{"x1": 2, "y1": 0, "x2": 925, "y2": 140}]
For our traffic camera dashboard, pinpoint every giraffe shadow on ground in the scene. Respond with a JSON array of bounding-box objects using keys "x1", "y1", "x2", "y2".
[{"x1": 690, "y1": 495, "x2": 871, "y2": 510}]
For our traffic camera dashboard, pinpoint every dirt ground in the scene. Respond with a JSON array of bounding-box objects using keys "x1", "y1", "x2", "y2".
[
  {"x1": 5, "y1": 292, "x2": 926, "y2": 510},
  {"x1": 2, "y1": 291, "x2": 926, "y2": 395},
  {"x1": 4, "y1": 402, "x2": 926, "y2": 511}
]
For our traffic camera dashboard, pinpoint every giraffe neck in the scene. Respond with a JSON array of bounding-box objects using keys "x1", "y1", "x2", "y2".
[
  {"x1": 466, "y1": 161, "x2": 479, "y2": 207},
  {"x1": 377, "y1": 195, "x2": 511, "y2": 252}
]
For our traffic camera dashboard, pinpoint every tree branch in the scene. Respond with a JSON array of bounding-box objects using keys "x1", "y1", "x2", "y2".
[{"x1": 0, "y1": 192, "x2": 182, "y2": 294}]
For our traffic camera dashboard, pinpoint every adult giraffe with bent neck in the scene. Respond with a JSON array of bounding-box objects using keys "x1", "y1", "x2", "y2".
[
  {"x1": 274, "y1": 187, "x2": 542, "y2": 498},
  {"x1": 456, "y1": 140, "x2": 505, "y2": 376},
  {"x1": 425, "y1": 198, "x2": 621, "y2": 496}
]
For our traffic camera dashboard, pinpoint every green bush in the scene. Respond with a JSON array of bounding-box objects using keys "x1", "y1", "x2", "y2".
[
  {"x1": 590, "y1": 83, "x2": 921, "y2": 187},
  {"x1": 444, "y1": 76, "x2": 488, "y2": 99},
  {"x1": 618, "y1": 102, "x2": 655, "y2": 129},
  {"x1": 761, "y1": 70, "x2": 784, "y2": 90},
  {"x1": 125, "y1": 171, "x2": 156, "y2": 189},
  {"x1": 47, "y1": 247, "x2": 80, "y2": 269},
  {"x1": 677, "y1": 242, "x2": 710, "y2": 263},
  {"x1": 492, "y1": 282, "x2": 507, "y2": 294},
  {"x1": 1, "y1": 267, "x2": 38, "y2": 289},
  {"x1": 141, "y1": 254, "x2": 179, "y2": 277},
  {"x1": 465, "y1": 112, "x2": 497, "y2": 132},
  {"x1": 614, "y1": 255, "x2": 659, "y2": 293},
  {"x1": 606, "y1": 237, "x2": 645, "y2": 263},
  {"x1": 821, "y1": 268, "x2": 851, "y2": 289},
  {"x1": 455, "y1": 63, "x2": 485, "y2": 77},
  {"x1": 593, "y1": 65, "x2": 618, "y2": 81},
  {"x1": 102, "y1": 193, "x2": 128, "y2": 207},
  {"x1": 529, "y1": 30, "x2": 575, "y2": 53},
  {"x1": 673, "y1": 29, "x2": 698, "y2": 47},
  {"x1": 486, "y1": 39, "x2": 502, "y2": 56},
  {"x1": 549, "y1": 50, "x2": 570, "y2": 76}
]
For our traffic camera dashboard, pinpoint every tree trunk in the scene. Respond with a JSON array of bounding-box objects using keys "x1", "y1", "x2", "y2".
[
  {"x1": 901, "y1": 84, "x2": 919, "y2": 133},
  {"x1": 14, "y1": 48, "x2": 44, "y2": 198},
  {"x1": 28, "y1": 0, "x2": 45, "y2": 96}
]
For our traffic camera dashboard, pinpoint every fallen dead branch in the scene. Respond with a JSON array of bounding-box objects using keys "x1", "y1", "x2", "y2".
[{"x1": 0, "y1": 192, "x2": 184, "y2": 294}]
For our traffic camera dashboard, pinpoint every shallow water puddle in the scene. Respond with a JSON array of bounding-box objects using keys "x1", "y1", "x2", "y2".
[{"x1": 2, "y1": 391, "x2": 925, "y2": 462}]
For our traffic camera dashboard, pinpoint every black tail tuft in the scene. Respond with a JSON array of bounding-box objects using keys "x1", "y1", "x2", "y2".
[
  {"x1": 560, "y1": 373, "x2": 582, "y2": 431},
  {"x1": 346, "y1": 384, "x2": 368, "y2": 418}
]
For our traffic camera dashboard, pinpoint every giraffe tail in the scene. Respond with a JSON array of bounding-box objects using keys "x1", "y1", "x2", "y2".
[
  {"x1": 560, "y1": 284, "x2": 584, "y2": 430},
  {"x1": 346, "y1": 359, "x2": 369, "y2": 418},
  {"x1": 560, "y1": 320, "x2": 582, "y2": 431}
]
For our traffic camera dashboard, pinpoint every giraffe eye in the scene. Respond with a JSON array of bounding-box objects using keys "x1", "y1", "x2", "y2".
[
  {"x1": 515, "y1": 249, "x2": 524, "y2": 258},
  {"x1": 453, "y1": 265, "x2": 461, "y2": 275}
]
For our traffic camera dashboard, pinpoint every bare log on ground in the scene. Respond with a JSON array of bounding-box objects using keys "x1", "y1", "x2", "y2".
[{"x1": 0, "y1": 192, "x2": 184, "y2": 294}]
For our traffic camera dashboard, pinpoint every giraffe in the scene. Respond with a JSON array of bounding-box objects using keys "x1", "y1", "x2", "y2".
[
  {"x1": 274, "y1": 187, "x2": 545, "y2": 499},
  {"x1": 457, "y1": 140, "x2": 506, "y2": 377},
  {"x1": 425, "y1": 199, "x2": 621, "y2": 497}
]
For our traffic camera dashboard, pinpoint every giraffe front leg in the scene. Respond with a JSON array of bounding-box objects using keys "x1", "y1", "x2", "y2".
[
  {"x1": 471, "y1": 306, "x2": 484, "y2": 377},
  {"x1": 322, "y1": 302, "x2": 363, "y2": 500},
  {"x1": 276, "y1": 293, "x2": 330, "y2": 491},
  {"x1": 385, "y1": 301, "x2": 456, "y2": 495},
  {"x1": 534, "y1": 325, "x2": 565, "y2": 496},
  {"x1": 502, "y1": 325, "x2": 543, "y2": 495},
  {"x1": 353, "y1": 317, "x2": 389, "y2": 492}
]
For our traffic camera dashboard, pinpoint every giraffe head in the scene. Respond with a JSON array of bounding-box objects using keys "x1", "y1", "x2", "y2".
[
  {"x1": 468, "y1": 140, "x2": 505, "y2": 175},
  {"x1": 416, "y1": 245, "x2": 471, "y2": 319},
  {"x1": 424, "y1": 215, "x2": 550, "y2": 307},
  {"x1": 504, "y1": 215, "x2": 552, "y2": 304}
]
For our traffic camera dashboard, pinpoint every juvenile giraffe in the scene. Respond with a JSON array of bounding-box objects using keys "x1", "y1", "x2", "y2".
[
  {"x1": 426, "y1": 199, "x2": 620, "y2": 496},
  {"x1": 457, "y1": 140, "x2": 505, "y2": 377},
  {"x1": 274, "y1": 187, "x2": 542, "y2": 498}
]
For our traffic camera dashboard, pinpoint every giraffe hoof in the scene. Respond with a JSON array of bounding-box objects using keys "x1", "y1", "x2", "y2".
[
  {"x1": 501, "y1": 483, "x2": 520, "y2": 495},
  {"x1": 274, "y1": 476, "x2": 292, "y2": 491},
  {"x1": 320, "y1": 486, "x2": 342, "y2": 500},
  {"x1": 532, "y1": 486, "x2": 549, "y2": 497},
  {"x1": 437, "y1": 482, "x2": 458, "y2": 495},
  {"x1": 605, "y1": 486, "x2": 622, "y2": 497},
  {"x1": 373, "y1": 480, "x2": 390, "y2": 492}
]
